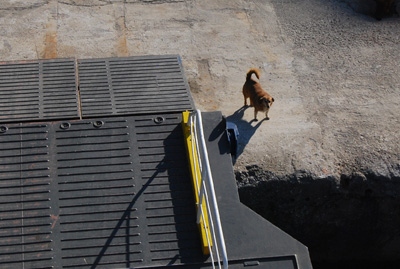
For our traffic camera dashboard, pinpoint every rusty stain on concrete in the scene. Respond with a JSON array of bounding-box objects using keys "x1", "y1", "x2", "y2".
[
  {"x1": 115, "y1": 16, "x2": 129, "y2": 57},
  {"x1": 42, "y1": 21, "x2": 57, "y2": 59},
  {"x1": 114, "y1": 2, "x2": 129, "y2": 57}
]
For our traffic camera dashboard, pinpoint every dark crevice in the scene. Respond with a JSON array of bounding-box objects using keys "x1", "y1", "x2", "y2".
[
  {"x1": 235, "y1": 165, "x2": 400, "y2": 268},
  {"x1": 342, "y1": 0, "x2": 399, "y2": 20}
]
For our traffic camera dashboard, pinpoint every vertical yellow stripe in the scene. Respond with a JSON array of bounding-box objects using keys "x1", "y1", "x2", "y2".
[{"x1": 181, "y1": 111, "x2": 212, "y2": 255}]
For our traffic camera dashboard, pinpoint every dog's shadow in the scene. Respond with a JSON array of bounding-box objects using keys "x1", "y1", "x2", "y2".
[{"x1": 225, "y1": 106, "x2": 266, "y2": 163}]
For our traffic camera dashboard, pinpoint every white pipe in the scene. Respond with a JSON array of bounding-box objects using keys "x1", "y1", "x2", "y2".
[
  {"x1": 196, "y1": 110, "x2": 229, "y2": 269},
  {"x1": 197, "y1": 177, "x2": 206, "y2": 224},
  {"x1": 200, "y1": 199, "x2": 215, "y2": 269},
  {"x1": 202, "y1": 179, "x2": 222, "y2": 268},
  {"x1": 190, "y1": 115, "x2": 201, "y2": 196},
  {"x1": 191, "y1": 113, "x2": 215, "y2": 264}
]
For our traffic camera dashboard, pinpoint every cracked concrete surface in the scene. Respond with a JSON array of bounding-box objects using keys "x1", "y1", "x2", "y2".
[{"x1": 0, "y1": 0, "x2": 399, "y2": 265}]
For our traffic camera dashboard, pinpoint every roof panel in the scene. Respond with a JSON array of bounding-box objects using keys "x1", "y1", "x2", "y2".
[
  {"x1": 0, "y1": 59, "x2": 80, "y2": 123},
  {"x1": 78, "y1": 55, "x2": 195, "y2": 118},
  {"x1": 0, "y1": 113, "x2": 204, "y2": 268}
]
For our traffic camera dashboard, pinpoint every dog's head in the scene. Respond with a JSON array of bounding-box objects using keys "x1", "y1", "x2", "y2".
[{"x1": 261, "y1": 96, "x2": 274, "y2": 109}]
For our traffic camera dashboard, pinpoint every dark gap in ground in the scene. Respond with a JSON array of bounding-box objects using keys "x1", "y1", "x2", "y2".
[
  {"x1": 235, "y1": 165, "x2": 400, "y2": 268},
  {"x1": 343, "y1": 0, "x2": 399, "y2": 20}
]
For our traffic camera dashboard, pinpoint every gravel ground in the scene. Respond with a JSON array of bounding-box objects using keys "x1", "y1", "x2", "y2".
[{"x1": 265, "y1": 0, "x2": 400, "y2": 179}]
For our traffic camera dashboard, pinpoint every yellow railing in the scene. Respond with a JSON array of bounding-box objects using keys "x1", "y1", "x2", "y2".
[
  {"x1": 181, "y1": 110, "x2": 228, "y2": 269},
  {"x1": 182, "y1": 111, "x2": 212, "y2": 255}
]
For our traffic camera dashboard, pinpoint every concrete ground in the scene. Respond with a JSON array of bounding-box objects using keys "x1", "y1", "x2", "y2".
[
  {"x1": 2, "y1": 0, "x2": 398, "y2": 180},
  {"x1": 1, "y1": 0, "x2": 400, "y2": 265}
]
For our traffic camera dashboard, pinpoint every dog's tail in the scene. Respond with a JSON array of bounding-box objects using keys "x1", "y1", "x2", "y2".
[{"x1": 246, "y1": 68, "x2": 260, "y2": 81}]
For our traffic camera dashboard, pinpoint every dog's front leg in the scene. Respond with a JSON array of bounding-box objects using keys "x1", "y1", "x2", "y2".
[
  {"x1": 265, "y1": 109, "x2": 270, "y2": 120},
  {"x1": 254, "y1": 109, "x2": 258, "y2": 121}
]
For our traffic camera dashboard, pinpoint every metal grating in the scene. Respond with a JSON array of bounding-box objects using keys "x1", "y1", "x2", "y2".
[
  {"x1": 55, "y1": 118, "x2": 140, "y2": 268},
  {"x1": 0, "y1": 113, "x2": 204, "y2": 268},
  {"x1": 134, "y1": 114, "x2": 203, "y2": 264},
  {"x1": 0, "y1": 59, "x2": 80, "y2": 123},
  {"x1": 0, "y1": 123, "x2": 53, "y2": 269},
  {"x1": 78, "y1": 55, "x2": 195, "y2": 118}
]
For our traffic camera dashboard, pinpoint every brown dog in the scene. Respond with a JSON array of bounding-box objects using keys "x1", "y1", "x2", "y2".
[{"x1": 242, "y1": 68, "x2": 274, "y2": 120}]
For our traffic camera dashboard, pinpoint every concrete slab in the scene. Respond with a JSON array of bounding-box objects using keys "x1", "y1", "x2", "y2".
[{"x1": 2, "y1": 0, "x2": 398, "y2": 180}]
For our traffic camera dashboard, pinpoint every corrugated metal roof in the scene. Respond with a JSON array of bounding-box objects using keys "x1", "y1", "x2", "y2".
[
  {"x1": 0, "y1": 114, "x2": 203, "y2": 268},
  {"x1": 0, "y1": 59, "x2": 79, "y2": 123},
  {"x1": 78, "y1": 55, "x2": 195, "y2": 118}
]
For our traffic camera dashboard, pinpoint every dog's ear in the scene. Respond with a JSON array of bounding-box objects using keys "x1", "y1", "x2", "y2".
[{"x1": 272, "y1": 98, "x2": 275, "y2": 102}]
